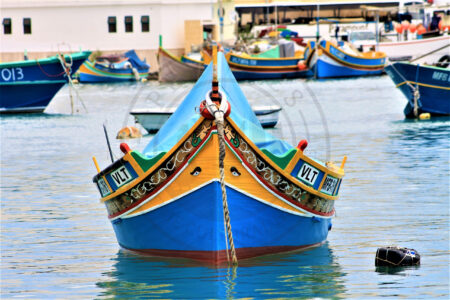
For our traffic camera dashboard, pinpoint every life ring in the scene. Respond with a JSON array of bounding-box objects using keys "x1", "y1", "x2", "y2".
[
  {"x1": 199, "y1": 90, "x2": 231, "y2": 119},
  {"x1": 436, "y1": 55, "x2": 450, "y2": 68},
  {"x1": 200, "y1": 99, "x2": 231, "y2": 119}
]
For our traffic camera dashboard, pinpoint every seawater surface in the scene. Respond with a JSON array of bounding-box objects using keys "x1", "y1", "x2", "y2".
[{"x1": 1, "y1": 76, "x2": 449, "y2": 299}]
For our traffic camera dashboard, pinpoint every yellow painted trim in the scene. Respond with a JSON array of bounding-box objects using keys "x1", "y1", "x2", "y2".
[
  {"x1": 299, "y1": 152, "x2": 344, "y2": 178},
  {"x1": 319, "y1": 43, "x2": 386, "y2": 69},
  {"x1": 396, "y1": 80, "x2": 450, "y2": 90},
  {"x1": 284, "y1": 149, "x2": 301, "y2": 173},
  {"x1": 325, "y1": 40, "x2": 387, "y2": 60},
  {"x1": 229, "y1": 52, "x2": 303, "y2": 61},
  {"x1": 103, "y1": 175, "x2": 113, "y2": 194},
  {"x1": 122, "y1": 152, "x2": 145, "y2": 177},
  {"x1": 227, "y1": 60, "x2": 299, "y2": 70},
  {"x1": 317, "y1": 173, "x2": 328, "y2": 191},
  {"x1": 100, "y1": 116, "x2": 206, "y2": 202},
  {"x1": 159, "y1": 46, "x2": 182, "y2": 63},
  {"x1": 226, "y1": 117, "x2": 342, "y2": 201},
  {"x1": 126, "y1": 132, "x2": 308, "y2": 218},
  {"x1": 92, "y1": 156, "x2": 100, "y2": 173}
]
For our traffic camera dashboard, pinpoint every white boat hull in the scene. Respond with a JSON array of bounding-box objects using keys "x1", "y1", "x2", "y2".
[
  {"x1": 131, "y1": 105, "x2": 282, "y2": 133},
  {"x1": 377, "y1": 35, "x2": 450, "y2": 64}
]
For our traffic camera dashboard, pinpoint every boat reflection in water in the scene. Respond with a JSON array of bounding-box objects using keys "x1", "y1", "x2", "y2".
[{"x1": 96, "y1": 243, "x2": 346, "y2": 299}]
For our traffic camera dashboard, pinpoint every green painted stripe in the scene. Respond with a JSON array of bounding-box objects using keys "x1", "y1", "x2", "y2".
[
  {"x1": 0, "y1": 80, "x2": 66, "y2": 85},
  {"x1": 84, "y1": 61, "x2": 148, "y2": 78},
  {"x1": 188, "y1": 132, "x2": 215, "y2": 163}
]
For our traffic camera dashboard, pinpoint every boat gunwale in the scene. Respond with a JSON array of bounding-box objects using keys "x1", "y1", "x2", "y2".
[
  {"x1": 0, "y1": 51, "x2": 91, "y2": 68},
  {"x1": 95, "y1": 116, "x2": 343, "y2": 218}
]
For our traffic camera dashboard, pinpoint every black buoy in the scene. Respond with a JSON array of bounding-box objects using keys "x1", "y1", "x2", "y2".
[{"x1": 375, "y1": 247, "x2": 420, "y2": 267}]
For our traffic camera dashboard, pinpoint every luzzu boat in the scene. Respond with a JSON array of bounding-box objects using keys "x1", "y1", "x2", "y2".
[
  {"x1": 0, "y1": 51, "x2": 90, "y2": 113},
  {"x1": 385, "y1": 62, "x2": 450, "y2": 118},
  {"x1": 158, "y1": 47, "x2": 205, "y2": 82},
  {"x1": 226, "y1": 51, "x2": 311, "y2": 80},
  {"x1": 304, "y1": 40, "x2": 386, "y2": 79},
  {"x1": 92, "y1": 49, "x2": 346, "y2": 264},
  {"x1": 77, "y1": 50, "x2": 149, "y2": 83}
]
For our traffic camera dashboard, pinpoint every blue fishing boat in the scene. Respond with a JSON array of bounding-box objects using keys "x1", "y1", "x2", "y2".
[
  {"x1": 0, "y1": 51, "x2": 91, "y2": 113},
  {"x1": 77, "y1": 50, "x2": 150, "y2": 83},
  {"x1": 92, "y1": 48, "x2": 346, "y2": 264},
  {"x1": 304, "y1": 40, "x2": 386, "y2": 79},
  {"x1": 385, "y1": 62, "x2": 450, "y2": 118}
]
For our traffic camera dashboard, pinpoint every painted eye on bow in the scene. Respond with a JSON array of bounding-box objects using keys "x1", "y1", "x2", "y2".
[
  {"x1": 230, "y1": 167, "x2": 241, "y2": 176},
  {"x1": 190, "y1": 167, "x2": 202, "y2": 176}
]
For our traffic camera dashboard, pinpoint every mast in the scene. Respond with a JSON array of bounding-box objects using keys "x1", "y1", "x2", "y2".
[{"x1": 219, "y1": 0, "x2": 224, "y2": 44}]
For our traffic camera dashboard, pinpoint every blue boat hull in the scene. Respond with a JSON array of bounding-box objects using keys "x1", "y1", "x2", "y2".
[
  {"x1": 112, "y1": 181, "x2": 331, "y2": 262},
  {"x1": 385, "y1": 62, "x2": 450, "y2": 117},
  {"x1": 0, "y1": 81, "x2": 65, "y2": 113},
  {"x1": 0, "y1": 52, "x2": 90, "y2": 113},
  {"x1": 78, "y1": 72, "x2": 140, "y2": 83},
  {"x1": 232, "y1": 68, "x2": 312, "y2": 80},
  {"x1": 305, "y1": 40, "x2": 385, "y2": 79},
  {"x1": 313, "y1": 58, "x2": 384, "y2": 79}
]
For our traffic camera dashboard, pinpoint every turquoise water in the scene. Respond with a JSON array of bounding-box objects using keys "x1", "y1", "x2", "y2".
[{"x1": 1, "y1": 76, "x2": 449, "y2": 298}]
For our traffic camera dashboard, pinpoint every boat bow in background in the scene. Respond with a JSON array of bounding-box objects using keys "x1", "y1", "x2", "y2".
[
  {"x1": 304, "y1": 40, "x2": 386, "y2": 79},
  {"x1": 77, "y1": 50, "x2": 149, "y2": 83},
  {"x1": 385, "y1": 62, "x2": 450, "y2": 118},
  {"x1": 0, "y1": 51, "x2": 90, "y2": 113}
]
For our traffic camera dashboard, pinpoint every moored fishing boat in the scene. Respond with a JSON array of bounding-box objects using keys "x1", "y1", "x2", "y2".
[
  {"x1": 377, "y1": 35, "x2": 450, "y2": 64},
  {"x1": 77, "y1": 50, "x2": 149, "y2": 83},
  {"x1": 304, "y1": 40, "x2": 386, "y2": 79},
  {"x1": 158, "y1": 47, "x2": 205, "y2": 82},
  {"x1": 226, "y1": 51, "x2": 311, "y2": 80},
  {"x1": 131, "y1": 105, "x2": 282, "y2": 133},
  {"x1": 92, "y1": 49, "x2": 346, "y2": 264},
  {"x1": 385, "y1": 62, "x2": 450, "y2": 118},
  {"x1": 0, "y1": 51, "x2": 90, "y2": 113}
]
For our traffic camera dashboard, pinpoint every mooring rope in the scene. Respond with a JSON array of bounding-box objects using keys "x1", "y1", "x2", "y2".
[
  {"x1": 388, "y1": 60, "x2": 421, "y2": 117},
  {"x1": 207, "y1": 45, "x2": 237, "y2": 265},
  {"x1": 215, "y1": 115, "x2": 238, "y2": 266},
  {"x1": 57, "y1": 53, "x2": 88, "y2": 113}
]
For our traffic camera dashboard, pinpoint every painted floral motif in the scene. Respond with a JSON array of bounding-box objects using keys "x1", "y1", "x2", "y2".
[
  {"x1": 105, "y1": 120, "x2": 213, "y2": 217},
  {"x1": 224, "y1": 122, "x2": 334, "y2": 215}
]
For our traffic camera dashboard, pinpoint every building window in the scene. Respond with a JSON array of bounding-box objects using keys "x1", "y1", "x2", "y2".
[
  {"x1": 3, "y1": 18, "x2": 12, "y2": 34},
  {"x1": 23, "y1": 18, "x2": 31, "y2": 34},
  {"x1": 124, "y1": 16, "x2": 133, "y2": 32},
  {"x1": 141, "y1": 16, "x2": 149, "y2": 32},
  {"x1": 108, "y1": 16, "x2": 116, "y2": 33}
]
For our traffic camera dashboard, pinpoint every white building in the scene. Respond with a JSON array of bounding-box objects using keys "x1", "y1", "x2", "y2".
[{"x1": 0, "y1": 0, "x2": 237, "y2": 70}]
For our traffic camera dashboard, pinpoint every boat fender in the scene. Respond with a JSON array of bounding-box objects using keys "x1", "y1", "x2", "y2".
[
  {"x1": 419, "y1": 113, "x2": 430, "y2": 120},
  {"x1": 120, "y1": 143, "x2": 131, "y2": 154},
  {"x1": 297, "y1": 61, "x2": 307, "y2": 70},
  {"x1": 375, "y1": 247, "x2": 420, "y2": 267},
  {"x1": 297, "y1": 139, "x2": 308, "y2": 151}
]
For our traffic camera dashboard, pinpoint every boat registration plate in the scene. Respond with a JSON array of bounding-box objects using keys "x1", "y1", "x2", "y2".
[
  {"x1": 97, "y1": 178, "x2": 111, "y2": 197},
  {"x1": 320, "y1": 176, "x2": 338, "y2": 195},
  {"x1": 110, "y1": 166, "x2": 133, "y2": 188},
  {"x1": 297, "y1": 163, "x2": 320, "y2": 186}
]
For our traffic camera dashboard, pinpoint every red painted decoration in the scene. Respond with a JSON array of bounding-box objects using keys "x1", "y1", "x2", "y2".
[
  {"x1": 120, "y1": 143, "x2": 131, "y2": 154},
  {"x1": 297, "y1": 139, "x2": 308, "y2": 151}
]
